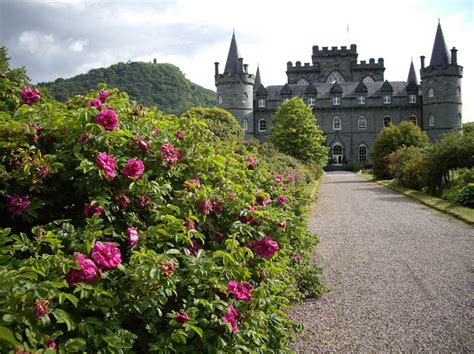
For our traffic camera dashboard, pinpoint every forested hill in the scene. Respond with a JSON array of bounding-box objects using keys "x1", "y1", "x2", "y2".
[{"x1": 38, "y1": 62, "x2": 217, "y2": 115}]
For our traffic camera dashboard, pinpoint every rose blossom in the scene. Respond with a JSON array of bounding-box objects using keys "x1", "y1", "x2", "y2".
[
  {"x1": 83, "y1": 203, "x2": 104, "y2": 217},
  {"x1": 134, "y1": 135, "x2": 150, "y2": 153},
  {"x1": 34, "y1": 299, "x2": 49, "y2": 321},
  {"x1": 176, "y1": 312, "x2": 189, "y2": 324},
  {"x1": 292, "y1": 253, "x2": 302, "y2": 263},
  {"x1": 188, "y1": 238, "x2": 200, "y2": 256},
  {"x1": 186, "y1": 178, "x2": 201, "y2": 189},
  {"x1": 197, "y1": 200, "x2": 213, "y2": 215},
  {"x1": 277, "y1": 195, "x2": 287, "y2": 206},
  {"x1": 245, "y1": 156, "x2": 257, "y2": 170},
  {"x1": 274, "y1": 175, "x2": 283, "y2": 185},
  {"x1": 89, "y1": 98, "x2": 102, "y2": 110},
  {"x1": 96, "y1": 108, "x2": 119, "y2": 131},
  {"x1": 127, "y1": 227, "x2": 139, "y2": 247},
  {"x1": 91, "y1": 241, "x2": 122, "y2": 270},
  {"x1": 78, "y1": 132, "x2": 92, "y2": 145},
  {"x1": 137, "y1": 194, "x2": 151, "y2": 209},
  {"x1": 36, "y1": 166, "x2": 50, "y2": 179},
  {"x1": 96, "y1": 152, "x2": 116, "y2": 179},
  {"x1": 66, "y1": 252, "x2": 101, "y2": 287},
  {"x1": 176, "y1": 131, "x2": 185, "y2": 140},
  {"x1": 185, "y1": 218, "x2": 197, "y2": 232},
  {"x1": 98, "y1": 89, "x2": 111, "y2": 103},
  {"x1": 47, "y1": 340, "x2": 57, "y2": 349},
  {"x1": 115, "y1": 193, "x2": 130, "y2": 209},
  {"x1": 122, "y1": 158, "x2": 145, "y2": 179},
  {"x1": 160, "y1": 143, "x2": 182, "y2": 165},
  {"x1": 278, "y1": 221, "x2": 286, "y2": 229},
  {"x1": 248, "y1": 236, "x2": 279, "y2": 259},
  {"x1": 227, "y1": 280, "x2": 253, "y2": 301},
  {"x1": 5, "y1": 194, "x2": 30, "y2": 215},
  {"x1": 20, "y1": 86, "x2": 41, "y2": 105},
  {"x1": 160, "y1": 261, "x2": 176, "y2": 277},
  {"x1": 221, "y1": 305, "x2": 239, "y2": 333}
]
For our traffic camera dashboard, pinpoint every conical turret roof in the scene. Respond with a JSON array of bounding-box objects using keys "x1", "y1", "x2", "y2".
[
  {"x1": 406, "y1": 60, "x2": 418, "y2": 92},
  {"x1": 429, "y1": 21, "x2": 450, "y2": 67},
  {"x1": 224, "y1": 32, "x2": 241, "y2": 74},
  {"x1": 255, "y1": 66, "x2": 261, "y2": 88}
]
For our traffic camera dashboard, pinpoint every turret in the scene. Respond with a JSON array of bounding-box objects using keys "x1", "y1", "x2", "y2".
[
  {"x1": 420, "y1": 21, "x2": 463, "y2": 141},
  {"x1": 215, "y1": 32, "x2": 255, "y2": 138}
]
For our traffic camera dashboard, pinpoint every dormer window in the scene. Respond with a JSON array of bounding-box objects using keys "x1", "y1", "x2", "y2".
[
  {"x1": 409, "y1": 94, "x2": 416, "y2": 104},
  {"x1": 308, "y1": 97, "x2": 316, "y2": 106},
  {"x1": 428, "y1": 87, "x2": 434, "y2": 97},
  {"x1": 297, "y1": 78, "x2": 309, "y2": 85},
  {"x1": 358, "y1": 96, "x2": 366, "y2": 105},
  {"x1": 383, "y1": 95, "x2": 391, "y2": 104},
  {"x1": 258, "y1": 119, "x2": 267, "y2": 132},
  {"x1": 332, "y1": 96, "x2": 341, "y2": 106},
  {"x1": 258, "y1": 99, "x2": 266, "y2": 108}
]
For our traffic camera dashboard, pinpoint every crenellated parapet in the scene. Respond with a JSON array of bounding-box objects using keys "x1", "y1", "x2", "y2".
[{"x1": 312, "y1": 44, "x2": 358, "y2": 58}]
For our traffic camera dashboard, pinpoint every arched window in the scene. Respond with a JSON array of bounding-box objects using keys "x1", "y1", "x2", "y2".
[
  {"x1": 333, "y1": 116, "x2": 341, "y2": 130},
  {"x1": 383, "y1": 115, "x2": 392, "y2": 127},
  {"x1": 258, "y1": 119, "x2": 267, "y2": 132},
  {"x1": 409, "y1": 115, "x2": 417, "y2": 125},
  {"x1": 326, "y1": 71, "x2": 345, "y2": 84},
  {"x1": 458, "y1": 113, "x2": 462, "y2": 127},
  {"x1": 362, "y1": 76, "x2": 375, "y2": 84},
  {"x1": 429, "y1": 114, "x2": 435, "y2": 127},
  {"x1": 242, "y1": 118, "x2": 248, "y2": 131},
  {"x1": 332, "y1": 144, "x2": 343, "y2": 165},
  {"x1": 242, "y1": 92, "x2": 248, "y2": 103},
  {"x1": 358, "y1": 115, "x2": 367, "y2": 129},
  {"x1": 428, "y1": 87, "x2": 434, "y2": 98},
  {"x1": 218, "y1": 94, "x2": 223, "y2": 104},
  {"x1": 456, "y1": 87, "x2": 461, "y2": 97},
  {"x1": 297, "y1": 78, "x2": 309, "y2": 85},
  {"x1": 358, "y1": 145, "x2": 368, "y2": 163}
]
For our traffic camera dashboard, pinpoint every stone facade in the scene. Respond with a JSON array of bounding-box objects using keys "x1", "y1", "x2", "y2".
[{"x1": 215, "y1": 23, "x2": 463, "y2": 167}]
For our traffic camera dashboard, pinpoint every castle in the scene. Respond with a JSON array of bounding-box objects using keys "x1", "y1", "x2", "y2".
[{"x1": 214, "y1": 22, "x2": 463, "y2": 166}]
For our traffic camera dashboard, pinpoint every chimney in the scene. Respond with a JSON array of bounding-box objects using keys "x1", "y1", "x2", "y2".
[
  {"x1": 214, "y1": 62, "x2": 219, "y2": 76},
  {"x1": 243, "y1": 64, "x2": 248, "y2": 73},
  {"x1": 420, "y1": 55, "x2": 425, "y2": 69},
  {"x1": 238, "y1": 58, "x2": 244, "y2": 73},
  {"x1": 153, "y1": 58, "x2": 157, "y2": 64},
  {"x1": 450, "y1": 47, "x2": 457, "y2": 65}
]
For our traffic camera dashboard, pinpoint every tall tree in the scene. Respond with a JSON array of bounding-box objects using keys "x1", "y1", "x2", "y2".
[{"x1": 268, "y1": 97, "x2": 328, "y2": 169}]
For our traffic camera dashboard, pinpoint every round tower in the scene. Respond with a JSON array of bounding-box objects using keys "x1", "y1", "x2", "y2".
[
  {"x1": 420, "y1": 21, "x2": 463, "y2": 141},
  {"x1": 215, "y1": 32, "x2": 255, "y2": 138}
]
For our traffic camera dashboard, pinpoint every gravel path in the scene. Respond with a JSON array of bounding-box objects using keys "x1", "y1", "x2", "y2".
[{"x1": 289, "y1": 171, "x2": 474, "y2": 352}]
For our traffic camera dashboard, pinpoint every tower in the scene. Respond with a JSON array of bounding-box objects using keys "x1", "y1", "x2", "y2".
[
  {"x1": 420, "y1": 21, "x2": 463, "y2": 141},
  {"x1": 215, "y1": 32, "x2": 255, "y2": 138}
]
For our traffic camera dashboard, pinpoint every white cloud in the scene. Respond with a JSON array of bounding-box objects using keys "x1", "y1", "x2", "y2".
[
  {"x1": 67, "y1": 38, "x2": 89, "y2": 52},
  {"x1": 18, "y1": 31, "x2": 56, "y2": 55}
]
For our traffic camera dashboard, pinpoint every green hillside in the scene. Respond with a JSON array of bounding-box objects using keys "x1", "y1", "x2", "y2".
[{"x1": 38, "y1": 62, "x2": 217, "y2": 115}]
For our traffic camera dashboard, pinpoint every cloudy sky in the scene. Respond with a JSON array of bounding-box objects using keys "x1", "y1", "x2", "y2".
[{"x1": 1, "y1": 0, "x2": 472, "y2": 121}]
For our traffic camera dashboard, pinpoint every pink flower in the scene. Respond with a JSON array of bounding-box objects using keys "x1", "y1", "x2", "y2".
[
  {"x1": 91, "y1": 241, "x2": 122, "y2": 270},
  {"x1": 5, "y1": 194, "x2": 30, "y2": 215},
  {"x1": 134, "y1": 135, "x2": 150, "y2": 153},
  {"x1": 99, "y1": 89, "x2": 111, "y2": 103},
  {"x1": 188, "y1": 238, "x2": 200, "y2": 256},
  {"x1": 278, "y1": 221, "x2": 286, "y2": 229},
  {"x1": 283, "y1": 185, "x2": 287, "y2": 192},
  {"x1": 96, "y1": 108, "x2": 119, "y2": 131},
  {"x1": 127, "y1": 227, "x2": 139, "y2": 247},
  {"x1": 160, "y1": 261, "x2": 176, "y2": 277},
  {"x1": 221, "y1": 305, "x2": 239, "y2": 333},
  {"x1": 287, "y1": 175, "x2": 294, "y2": 183},
  {"x1": 89, "y1": 98, "x2": 102, "y2": 110},
  {"x1": 197, "y1": 200, "x2": 213, "y2": 215},
  {"x1": 35, "y1": 166, "x2": 50, "y2": 179},
  {"x1": 137, "y1": 194, "x2": 151, "y2": 209},
  {"x1": 256, "y1": 190, "x2": 271, "y2": 206},
  {"x1": 122, "y1": 158, "x2": 145, "y2": 179},
  {"x1": 154, "y1": 127, "x2": 160, "y2": 135},
  {"x1": 34, "y1": 299, "x2": 49, "y2": 321},
  {"x1": 160, "y1": 143, "x2": 182, "y2": 165},
  {"x1": 176, "y1": 131, "x2": 185, "y2": 140},
  {"x1": 20, "y1": 86, "x2": 41, "y2": 105},
  {"x1": 115, "y1": 193, "x2": 130, "y2": 209},
  {"x1": 66, "y1": 252, "x2": 101, "y2": 287},
  {"x1": 240, "y1": 215, "x2": 255, "y2": 224},
  {"x1": 83, "y1": 203, "x2": 104, "y2": 217},
  {"x1": 176, "y1": 312, "x2": 189, "y2": 324},
  {"x1": 185, "y1": 178, "x2": 201, "y2": 189},
  {"x1": 227, "y1": 281, "x2": 253, "y2": 301},
  {"x1": 274, "y1": 175, "x2": 283, "y2": 185},
  {"x1": 185, "y1": 218, "x2": 197, "y2": 232},
  {"x1": 212, "y1": 201, "x2": 222, "y2": 215},
  {"x1": 96, "y1": 152, "x2": 116, "y2": 179},
  {"x1": 245, "y1": 156, "x2": 257, "y2": 170},
  {"x1": 248, "y1": 236, "x2": 279, "y2": 259},
  {"x1": 47, "y1": 340, "x2": 57, "y2": 349},
  {"x1": 78, "y1": 132, "x2": 92, "y2": 145},
  {"x1": 292, "y1": 253, "x2": 302, "y2": 263},
  {"x1": 277, "y1": 195, "x2": 287, "y2": 205}
]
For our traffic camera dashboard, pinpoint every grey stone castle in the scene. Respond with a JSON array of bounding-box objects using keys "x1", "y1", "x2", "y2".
[{"x1": 214, "y1": 22, "x2": 463, "y2": 166}]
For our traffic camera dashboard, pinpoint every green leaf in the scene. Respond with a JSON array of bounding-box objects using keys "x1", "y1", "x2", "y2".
[
  {"x1": 0, "y1": 325, "x2": 18, "y2": 345},
  {"x1": 52, "y1": 308, "x2": 76, "y2": 331},
  {"x1": 185, "y1": 324, "x2": 203, "y2": 338},
  {"x1": 103, "y1": 335, "x2": 133, "y2": 349},
  {"x1": 64, "y1": 337, "x2": 86, "y2": 352}
]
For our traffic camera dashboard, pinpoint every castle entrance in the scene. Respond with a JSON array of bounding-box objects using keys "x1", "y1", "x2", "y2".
[{"x1": 332, "y1": 144, "x2": 343, "y2": 165}]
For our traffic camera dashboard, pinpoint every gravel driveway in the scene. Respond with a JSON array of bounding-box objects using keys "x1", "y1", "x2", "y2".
[{"x1": 289, "y1": 171, "x2": 474, "y2": 352}]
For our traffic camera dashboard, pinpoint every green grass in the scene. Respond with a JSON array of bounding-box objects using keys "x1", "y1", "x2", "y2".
[
  {"x1": 305, "y1": 178, "x2": 322, "y2": 200},
  {"x1": 357, "y1": 172, "x2": 474, "y2": 224}
]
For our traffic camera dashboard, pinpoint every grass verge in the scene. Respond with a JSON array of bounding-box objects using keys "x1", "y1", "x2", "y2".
[
  {"x1": 305, "y1": 177, "x2": 322, "y2": 200},
  {"x1": 357, "y1": 172, "x2": 474, "y2": 225}
]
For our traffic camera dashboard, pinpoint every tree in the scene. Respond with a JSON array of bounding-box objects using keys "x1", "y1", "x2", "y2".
[
  {"x1": 181, "y1": 107, "x2": 244, "y2": 141},
  {"x1": 370, "y1": 121, "x2": 429, "y2": 179},
  {"x1": 463, "y1": 122, "x2": 474, "y2": 135},
  {"x1": 268, "y1": 97, "x2": 328, "y2": 169}
]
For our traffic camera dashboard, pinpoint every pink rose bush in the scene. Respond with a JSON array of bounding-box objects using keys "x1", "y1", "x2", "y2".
[
  {"x1": 91, "y1": 241, "x2": 122, "y2": 270},
  {"x1": 122, "y1": 158, "x2": 145, "y2": 179},
  {"x1": 89, "y1": 98, "x2": 102, "y2": 110},
  {"x1": 127, "y1": 227, "x2": 139, "y2": 246},
  {"x1": 248, "y1": 236, "x2": 279, "y2": 259},
  {"x1": 227, "y1": 281, "x2": 253, "y2": 301},
  {"x1": 221, "y1": 305, "x2": 239, "y2": 334},
  {"x1": 66, "y1": 252, "x2": 101, "y2": 287},
  {"x1": 20, "y1": 86, "x2": 41, "y2": 105},
  {"x1": 5, "y1": 194, "x2": 30, "y2": 215},
  {"x1": 160, "y1": 143, "x2": 182, "y2": 166},
  {"x1": 176, "y1": 312, "x2": 189, "y2": 324},
  {"x1": 96, "y1": 108, "x2": 119, "y2": 131},
  {"x1": 96, "y1": 152, "x2": 116, "y2": 179}
]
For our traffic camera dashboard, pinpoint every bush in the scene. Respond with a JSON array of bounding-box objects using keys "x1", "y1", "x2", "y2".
[
  {"x1": 454, "y1": 183, "x2": 474, "y2": 207},
  {"x1": 388, "y1": 146, "x2": 428, "y2": 190},
  {"x1": 0, "y1": 80, "x2": 322, "y2": 352}
]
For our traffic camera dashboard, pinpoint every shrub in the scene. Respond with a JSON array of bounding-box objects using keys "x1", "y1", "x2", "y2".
[
  {"x1": 0, "y1": 77, "x2": 322, "y2": 352},
  {"x1": 454, "y1": 183, "x2": 474, "y2": 207},
  {"x1": 388, "y1": 146, "x2": 428, "y2": 190}
]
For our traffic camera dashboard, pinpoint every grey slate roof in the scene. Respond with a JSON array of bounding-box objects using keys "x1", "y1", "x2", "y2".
[
  {"x1": 430, "y1": 22, "x2": 450, "y2": 67},
  {"x1": 224, "y1": 32, "x2": 241, "y2": 74},
  {"x1": 407, "y1": 60, "x2": 418, "y2": 83},
  {"x1": 255, "y1": 66, "x2": 261, "y2": 88},
  {"x1": 261, "y1": 81, "x2": 412, "y2": 100}
]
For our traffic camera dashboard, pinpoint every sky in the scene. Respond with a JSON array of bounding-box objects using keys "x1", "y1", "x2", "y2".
[{"x1": 1, "y1": 0, "x2": 473, "y2": 122}]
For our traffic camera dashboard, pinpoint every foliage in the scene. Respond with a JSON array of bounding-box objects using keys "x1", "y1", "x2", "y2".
[
  {"x1": 181, "y1": 107, "x2": 244, "y2": 142},
  {"x1": 38, "y1": 61, "x2": 217, "y2": 115},
  {"x1": 370, "y1": 122, "x2": 429, "y2": 179},
  {"x1": 440, "y1": 167, "x2": 474, "y2": 204},
  {"x1": 454, "y1": 183, "x2": 474, "y2": 207},
  {"x1": 463, "y1": 122, "x2": 474, "y2": 135},
  {"x1": 388, "y1": 146, "x2": 428, "y2": 190},
  {"x1": 0, "y1": 47, "x2": 30, "y2": 112},
  {"x1": 0, "y1": 62, "x2": 322, "y2": 351},
  {"x1": 268, "y1": 97, "x2": 328, "y2": 170}
]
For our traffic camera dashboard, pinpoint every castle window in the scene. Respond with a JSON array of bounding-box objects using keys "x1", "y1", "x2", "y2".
[
  {"x1": 242, "y1": 92, "x2": 248, "y2": 103},
  {"x1": 456, "y1": 87, "x2": 461, "y2": 97},
  {"x1": 428, "y1": 87, "x2": 434, "y2": 97},
  {"x1": 333, "y1": 116, "x2": 341, "y2": 130},
  {"x1": 258, "y1": 99, "x2": 266, "y2": 108},
  {"x1": 258, "y1": 119, "x2": 267, "y2": 132},
  {"x1": 457, "y1": 114, "x2": 462, "y2": 127},
  {"x1": 326, "y1": 71, "x2": 345, "y2": 84},
  {"x1": 332, "y1": 144, "x2": 343, "y2": 165},
  {"x1": 358, "y1": 96, "x2": 366, "y2": 105},
  {"x1": 332, "y1": 96, "x2": 341, "y2": 106},
  {"x1": 308, "y1": 97, "x2": 316, "y2": 106},
  {"x1": 383, "y1": 115, "x2": 392, "y2": 127},
  {"x1": 297, "y1": 78, "x2": 309, "y2": 85},
  {"x1": 358, "y1": 145, "x2": 368, "y2": 163},
  {"x1": 409, "y1": 115, "x2": 417, "y2": 125},
  {"x1": 409, "y1": 94, "x2": 417, "y2": 104},
  {"x1": 363, "y1": 76, "x2": 375, "y2": 84},
  {"x1": 358, "y1": 116, "x2": 367, "y2": 129},
  {"x1": 243, "y1": 118, "x2": 248, "y2": 131},
  {"x1": 218, "y1": 94, "x2": 223, "y2": 104},
  {"x1": 429, "y1": 114, "x2": 435, "y2": 127},
  {"x1": 383, "y1": 95, "x2": 391, "y2": 104}
]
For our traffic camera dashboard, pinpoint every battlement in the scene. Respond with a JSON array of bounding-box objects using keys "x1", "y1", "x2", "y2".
[
  {"x1": 421, "y1": 65, "x2": 463, "y2": 79},
  {"x1": 286, "y1": 61, "x2": 320, "y2": 72},
  {"x1": 352, "y1": 58, "x2": 385, "y2": 71},
  {"x1": 312, "y1": 44, "x2": 358, "y2": 57},
  {"x1": 215, "y1": 72, "x2": 255, "y2": 85}
]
